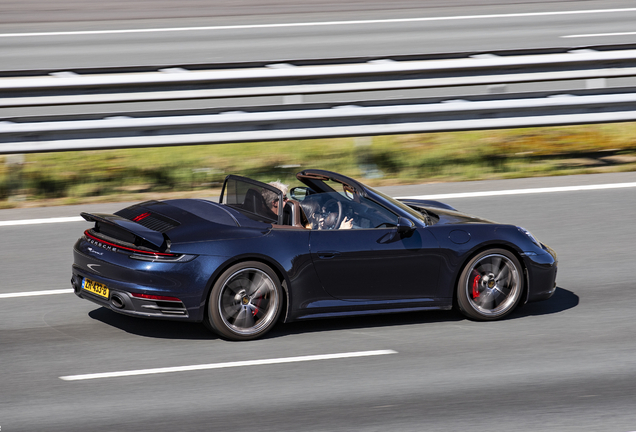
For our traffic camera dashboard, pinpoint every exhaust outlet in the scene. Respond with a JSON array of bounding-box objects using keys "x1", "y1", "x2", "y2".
[
  {"x1": 71, "y1": 277, "x2": 81, "y2": 294},
  {"x1": 111, "y1": 294, "x2": 125, "y2": 309}
]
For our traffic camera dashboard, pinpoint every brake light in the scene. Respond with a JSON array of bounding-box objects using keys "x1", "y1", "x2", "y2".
[
  {"x1": 130, "y1": 293, "x2": 182, "y2": 302},
  {"x1": 132, "y1": 212, "x2": 151, "y2": 222}
]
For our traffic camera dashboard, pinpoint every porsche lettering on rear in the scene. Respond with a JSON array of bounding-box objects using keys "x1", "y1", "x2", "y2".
[{"x1": 87, "y1": 237, "x2": 118, "y2": 253}]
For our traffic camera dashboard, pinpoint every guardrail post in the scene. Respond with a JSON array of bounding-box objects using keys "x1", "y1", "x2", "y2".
[
  {"x1": 5, "y1": 153, "x2": 26, "y2": 201},
  {"x1": 488, "y1": 84, "x2": 508, "y2": 94},
  {"x1": 283, "y1": 95, "x2": 304, "y2": 104},
  {"x1": 355, "y1": 136, "x2": 383, "y2": 179},
  {"x1": 586, "y1": 78, "x2": 607, "y2": 89}
]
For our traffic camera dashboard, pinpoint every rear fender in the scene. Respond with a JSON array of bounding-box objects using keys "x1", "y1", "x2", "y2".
[{"x1": 200, "y1": 254, "x2": 292, "y2": 323}]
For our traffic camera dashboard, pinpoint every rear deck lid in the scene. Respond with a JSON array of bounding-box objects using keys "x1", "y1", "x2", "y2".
[{"x1": 82, "y1": 198, "x2": 271, "y2": 253}]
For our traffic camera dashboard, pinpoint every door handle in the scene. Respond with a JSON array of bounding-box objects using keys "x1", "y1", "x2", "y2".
[{"x1": 317, "y1": 251, "x2": 341, "y2": 259}]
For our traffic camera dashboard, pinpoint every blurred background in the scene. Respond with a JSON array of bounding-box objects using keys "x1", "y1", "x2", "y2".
[
  {"x1": 2, "y1": 126, "x2": 636, "y2": 207},
  {"x1": 2, "y1": 0, "x2": 636, "y2": 207}
]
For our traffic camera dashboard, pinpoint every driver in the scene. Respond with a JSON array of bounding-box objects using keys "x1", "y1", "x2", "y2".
[
  {"x1": 300, "y1": 197, "x2": 355, "y2": 230},
  {"x1": 300, "y1": 199, "x2": 320, "y2": 229},
  {"x1": 317, "y1": 201, "x2": 354, "y2": 230},
  {"x1": 319, "y1": 212, "x2": 353, "y2": 229}
]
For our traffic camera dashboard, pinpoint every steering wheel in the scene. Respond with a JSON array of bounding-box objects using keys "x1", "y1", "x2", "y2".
[{"x1": 323, "y1": 199, "x2": 343, "y2": 229}]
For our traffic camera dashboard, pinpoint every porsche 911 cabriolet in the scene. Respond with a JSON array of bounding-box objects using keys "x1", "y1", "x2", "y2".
[{"x1": 71, "y1": 169, "x2": 557, "y2": 340}]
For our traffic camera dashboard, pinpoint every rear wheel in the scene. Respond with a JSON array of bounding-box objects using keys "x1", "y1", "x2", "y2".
[
  {"x1": 207, "y1": 261, "x2": 283, "y2": 341},
  {"x1": 457, "y1": 249, "x2": 523, "y2": 320}
]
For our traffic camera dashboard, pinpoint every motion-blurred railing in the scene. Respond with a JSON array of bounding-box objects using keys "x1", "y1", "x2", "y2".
[{"x1": 2, "y1": 44, "x2": 636, "y2": 154}]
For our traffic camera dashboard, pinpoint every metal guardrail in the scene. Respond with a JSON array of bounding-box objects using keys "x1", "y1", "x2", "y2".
[{"x1": 2, "y1": 44, "x2": 636, "y2": 154}]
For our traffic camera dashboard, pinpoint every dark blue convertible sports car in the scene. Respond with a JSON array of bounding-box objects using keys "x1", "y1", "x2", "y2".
[{"x1": 72, "y1": 169, "x2": 557, "y2": 340}]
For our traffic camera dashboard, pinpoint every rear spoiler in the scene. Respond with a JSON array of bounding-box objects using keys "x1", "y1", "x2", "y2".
[{"x1": 80, "y1": 212, "x2": 170, "y2": 251}]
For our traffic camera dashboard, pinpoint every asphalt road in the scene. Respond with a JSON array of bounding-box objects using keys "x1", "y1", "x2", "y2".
[
  {"x1": 2, "y1": 0, "x2": 636, "y2": 70},
  {"x1": 1, "y1": 171, "x2": 635, "y2": 431}
]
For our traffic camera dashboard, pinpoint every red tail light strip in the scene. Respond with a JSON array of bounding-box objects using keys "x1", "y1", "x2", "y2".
[
  {"x1": 131, "y1": 292, "x2": 182, "y2": 302},
  {"x1": 84, "y1": 230, "x2": 176, "y2": 257},
  {"x1": 132, "y1": 212, "x2": 151, "y2": 222}
]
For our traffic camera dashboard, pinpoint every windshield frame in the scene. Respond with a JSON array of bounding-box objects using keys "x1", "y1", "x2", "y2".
[{"x1": 366, "y1": 186, "x2": 430, "y2": 226}]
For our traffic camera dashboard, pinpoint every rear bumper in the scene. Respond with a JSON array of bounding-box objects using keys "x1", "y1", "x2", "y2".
[
  {"x1": 71, "y1": 271, "x2": 190, "y2": 320},
  {"x1": 71, "y1": 238, "x2": 230, "y2": 322}
]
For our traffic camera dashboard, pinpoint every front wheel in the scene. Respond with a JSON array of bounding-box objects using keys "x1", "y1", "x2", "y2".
[
  {"x1": 207, "y1": 261, "x2": 283, "y2": 341},
  {"x1": 457, "y1": 249, "x2": 523, "y2": 321}
]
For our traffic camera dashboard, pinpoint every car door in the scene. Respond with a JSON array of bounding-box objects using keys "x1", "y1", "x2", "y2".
[{"x1": 309, "y1": 198, "x2": 441, "y2": 302}]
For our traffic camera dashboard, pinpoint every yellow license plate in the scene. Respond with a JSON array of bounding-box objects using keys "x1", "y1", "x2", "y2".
[{"x1": 83, "y1": 278, "x2": 109, "y2": 299}]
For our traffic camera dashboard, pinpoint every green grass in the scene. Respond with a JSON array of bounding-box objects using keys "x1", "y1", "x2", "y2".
[{"x1": 2, "y1": 122, "x2": 636, "y2": 207}]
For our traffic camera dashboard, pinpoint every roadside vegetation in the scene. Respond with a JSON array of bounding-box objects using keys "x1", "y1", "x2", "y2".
[{"x1": 2, "y1": 121, "x2": 636, "y2": 208}]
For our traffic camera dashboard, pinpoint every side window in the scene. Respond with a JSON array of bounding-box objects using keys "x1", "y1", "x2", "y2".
[{"x1": 353, "y1": 196, "x2": 400, "y2": 229}]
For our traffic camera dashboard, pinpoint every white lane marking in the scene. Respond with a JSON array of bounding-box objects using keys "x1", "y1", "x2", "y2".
[
  {"x1": 0, "y1": 289, "x2": 74, "y2": 299},
  {"x1": 397, "y1": 182, "x2": 636, "y2": 200},
  {"x1": 0, "y1": 216, "x2": 83, "y2": 227},
  {"x1": 60, "y1": 349, "x2": 398, "y2": 381},
  {"x1": 563, "y1": 31, "x2": 636, "y2": 38},
  {"x1": 1, "y1": 8, "x2": 636, "y2": 38}
]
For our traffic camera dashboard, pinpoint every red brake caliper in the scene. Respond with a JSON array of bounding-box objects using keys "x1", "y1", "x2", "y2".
[
  {"x1": 252, "y1": 298, "x2": 261, "y2": 317},
  {"x1": 472, "y1": 274, "x2": 481, "y2": 298}
]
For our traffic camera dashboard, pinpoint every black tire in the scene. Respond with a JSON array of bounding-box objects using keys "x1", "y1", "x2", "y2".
[
  {"x1": 206, "y1": 261, "x2": 283, "y2": 341},
  {"x1": 457, "y1": 249, "x2": 523, "y2": 321}
]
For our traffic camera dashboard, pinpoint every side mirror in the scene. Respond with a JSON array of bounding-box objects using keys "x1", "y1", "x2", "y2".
[
  {"x1": 290, "y1": 187, "x2": 308, "y2": 201},
  {"x1": 396, "y1": 217, "x2": 415, "y2": 234}
]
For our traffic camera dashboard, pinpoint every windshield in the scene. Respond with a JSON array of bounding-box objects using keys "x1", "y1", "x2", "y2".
[{"x1": 367, "y1": 186, "x2": 429, "y2": 224}]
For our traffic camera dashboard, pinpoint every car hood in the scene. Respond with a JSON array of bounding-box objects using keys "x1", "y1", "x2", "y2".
[{"x1": 424, "y1": 207, "x2": 498, "y2": 226}]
